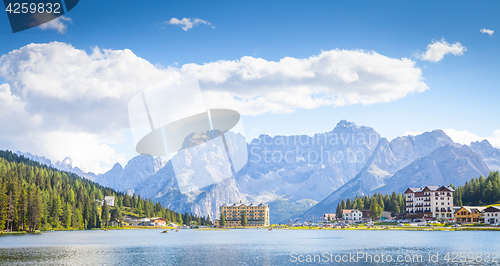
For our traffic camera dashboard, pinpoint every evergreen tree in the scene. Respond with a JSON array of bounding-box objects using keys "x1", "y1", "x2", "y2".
[
  {"x1": 220, "y1": 212, "x2": 226, "y2": 226},
  {"x1": 7, "y1": 191, "x2": 15, "y2": 231},
  {"x1": 364, "y1": 196, "x2": 371, "y2": 210},
  {"x1": 101, "y1": 201, "x2": 109, "y2": 228},
  {"x1": 355, "y1": 197, "x2": 364, "y2": 210},
  {"x1": 369, "y1": 198, "x2": 382, "y2": 220},
  {"x1": 110, "y1": 207, "x2": 123, "y2": 226},
  {"x1": 0, "y1": 183, "x2": 7, "y2": 230},
  {"x1": 241, "y1": 211, "x2": 247, "y2": 227},
  {"x1": 346, "y1": 198, "x2": 352, "y2": 209},
  {"x1": 63, "y1": 202, "x2": 72, "y2": 229},
  {"x1": 178, "y1": 213, "x2": 183, "y2": 225},
  {"x1": 18, "y1": 188, "x2": 27, "y2": 231},
  {"x1": 27, "y1": 187, "x2": 42, "y2": 232},
  {"x1": 390, "y1": 197, "x2": 400, "y2": 215},
  {"x1": 377, "y1": 193, "x2": 385, "y2": 210},
  {"x1": 50, "y1": 195, "x2": 62, "y2": 228},
  {"x1": 336, "y1": 203, "x2": 343, "y2": 219},
  {"x1": 123, "y1": 194, "x2": 130, "y2": 207}
]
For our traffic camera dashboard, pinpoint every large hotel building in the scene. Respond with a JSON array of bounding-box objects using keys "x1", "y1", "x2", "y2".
[
  {"x1": 405, "y1": 186, "x2": 454, "y2": 220},
  {"x1": 220, "y1": 202, "x2": 270, "y2": 227}
]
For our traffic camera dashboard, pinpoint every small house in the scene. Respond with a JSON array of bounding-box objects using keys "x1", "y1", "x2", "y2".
[
  {"x1": 342, "y1": 209, "x2": 362, "y2": 221},
  {"x1": 324, "y1": 213, "x2": 336, "y2": 221},
  {"x1": 484, "y1": 206, "x2": 500, "y2": 225},
  {"x1": 103, "y1": 196, "x2": 115, "y2": 207},
  {"x1": 454, "y1": 206, "x2": 485, "y2": 223},
  {"x1": 149, "y1": 217, "x2": 167, "y2": 226}
]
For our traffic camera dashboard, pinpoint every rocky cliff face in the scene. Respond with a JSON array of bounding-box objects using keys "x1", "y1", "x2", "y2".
[
  {"x1": 134, "y1": 160, "x2": 244, "y2": 220},
  {"x1": 131, "y1": 131, "x2": 247, "y2": 220},
  {"x1": 94, "y1": 155, "x2": 166, "y2": 193},
  {"x1": 236, "y1": 120, "x2": 380, "y2": 202},
  {"x1": 377, "y1": 144, "x2": 490, "y2": 194}
]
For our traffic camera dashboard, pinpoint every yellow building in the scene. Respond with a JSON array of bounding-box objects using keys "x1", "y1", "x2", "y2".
[
  {"x1": 220, "y1": 202, "x2": 270, "y2": 227},
  {"x1": 454, "y1": 206, "x2": 485, "y2": 223}
]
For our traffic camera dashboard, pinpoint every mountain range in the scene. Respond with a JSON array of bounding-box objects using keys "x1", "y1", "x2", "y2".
[
  {"x1": 17, "y1": 121, "x2": 500, "y2": 224},
  {"x1": 16, "y1": 151, "x2": 97, "y2": 181}
]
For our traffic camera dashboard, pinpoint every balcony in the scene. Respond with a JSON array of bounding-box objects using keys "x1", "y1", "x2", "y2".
[{"x1": 414, "y1": 210, "x2": 431, "y2": 213}]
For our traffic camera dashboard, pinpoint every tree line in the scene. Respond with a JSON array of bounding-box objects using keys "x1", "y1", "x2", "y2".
[
  {"x1": 454, "y1": 171, "x2": 500, "y2": 206},
  {"x1": 335, "y1": 192, "x2": 405, "y2": 220},
  {"x1": 0, "y1": 150, "x2": 210, "y2": 232}
]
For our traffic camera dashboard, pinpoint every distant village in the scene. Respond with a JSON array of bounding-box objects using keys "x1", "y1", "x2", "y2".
[{"x1": 320, "y1": 186, "x2": 500, "y2": 226}]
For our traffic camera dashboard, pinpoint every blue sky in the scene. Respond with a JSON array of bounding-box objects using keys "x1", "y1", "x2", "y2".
[{"x1": 0, "y1": 1, "x2": 499, "y2": 173}]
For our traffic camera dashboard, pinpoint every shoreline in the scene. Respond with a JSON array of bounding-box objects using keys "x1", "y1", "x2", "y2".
[
  {"x1": 0, "y1": 231, "x2": 41, "y2": 235},
  {"x1": 3, "y1": 225, "x2": 499, "y2": 235},
  {"x1": 271, "y1": 225, "x2": 500, "y2": 231}
]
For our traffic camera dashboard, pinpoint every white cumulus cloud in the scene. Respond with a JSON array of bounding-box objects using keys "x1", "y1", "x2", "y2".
[
  {"x1": 480, "y1": 28, "x2": 494, "y2": 36},
  {"x1": 38, "y1": 16, "x2": 72, "y2": 34},
  {"x1": 161, "y1": 17, "x2": 213, "y2": 31},
  {"x1": 0, "y1": 42, "x2": 429, "y2": 172},
  {"x1": 419, "y1": 38, "x2": 466, "y2": 62},
  {"x1": 443, "y1": 129, "x2": 500, "y2": 148},
  {"x1": 185, "y1": 49, "x2": 429, "y2": 115}
]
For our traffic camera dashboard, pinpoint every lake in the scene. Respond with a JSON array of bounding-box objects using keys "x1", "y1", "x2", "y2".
[{"x1": 0, "y1": 229, "x2": 499, "y2": 265}]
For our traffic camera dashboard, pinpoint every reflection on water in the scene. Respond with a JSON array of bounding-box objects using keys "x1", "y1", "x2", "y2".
[{"x1": 0, "y1": 229, "x2": 499, "y2": 265}]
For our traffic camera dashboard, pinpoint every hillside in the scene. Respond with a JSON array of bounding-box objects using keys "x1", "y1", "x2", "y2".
[{"x1": 0, "y1": 150, "x2": 208, "y2": 232}]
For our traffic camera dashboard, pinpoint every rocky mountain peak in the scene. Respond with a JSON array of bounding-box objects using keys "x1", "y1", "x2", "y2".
[{"x1": 334, "y1": 120, "x2": 357, "y2": 129}]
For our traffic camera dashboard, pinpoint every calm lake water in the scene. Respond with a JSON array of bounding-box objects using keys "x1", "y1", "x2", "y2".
[{"x1": 0, "y1": 229, "x2": 499, "y2": 265}]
